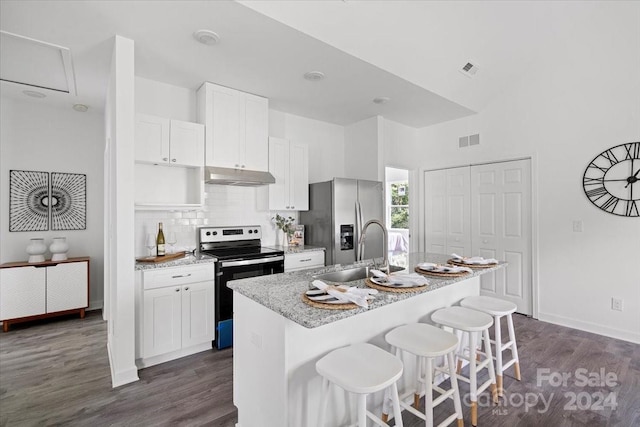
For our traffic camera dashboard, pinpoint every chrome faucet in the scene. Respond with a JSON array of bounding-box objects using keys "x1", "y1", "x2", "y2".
[{"x1": 358, "y1": 219, "x2": 389, "y2": 273}]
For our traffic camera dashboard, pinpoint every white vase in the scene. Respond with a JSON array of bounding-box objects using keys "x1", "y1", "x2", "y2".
[
  {"x1": 281, "y1": 230, "x2": 289, "y2": 248},
  {"x1": 50, "y1": 237, "x2": 69, "y2": 261},
  {"x1": 26, "y1": 238, "x2": 47, "y2": 263}
]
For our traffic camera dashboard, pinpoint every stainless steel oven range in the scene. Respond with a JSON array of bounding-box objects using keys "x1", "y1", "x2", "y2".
[{"x1": 198, "y1": 225, "x2": 284, "y2": 349}]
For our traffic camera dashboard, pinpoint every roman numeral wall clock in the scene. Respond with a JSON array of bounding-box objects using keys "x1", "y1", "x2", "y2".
[{"x1": 583, "y1": 142, "x2": 640, "y2": 217}]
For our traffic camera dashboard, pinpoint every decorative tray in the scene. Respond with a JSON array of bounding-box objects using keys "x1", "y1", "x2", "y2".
[{"x1": 365, "y1": 277, "x2": 427, "y2": 293}]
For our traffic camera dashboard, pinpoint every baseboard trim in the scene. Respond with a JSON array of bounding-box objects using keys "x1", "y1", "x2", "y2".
[
  {"x1": 538, "y1": 311, "x2": 640, "y2": 344},
  {"x1": 107, "y1": 340, "x2": 139, "y2": 388}
]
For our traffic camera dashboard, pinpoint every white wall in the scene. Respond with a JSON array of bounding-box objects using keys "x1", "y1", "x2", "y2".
[
  {"x1": 0, "y1": 97, "x2": 105, "y2": 309},
  {"x1": 132, "y1": 79, "x2": 347, "y2": 255},
  {"x1": 412, "y1": 3, "x2": 640, "y2": 343},
  {"x1": 344, "y1": 116, "x2": 382, "y2": 181},
  {"x1": 105, "y1": 35, "x2": 138, "y2": 387}
]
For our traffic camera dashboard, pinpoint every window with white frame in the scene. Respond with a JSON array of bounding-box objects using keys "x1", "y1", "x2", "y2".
[{"x1": 387, "y1": 181, "x2": 409, "y2": 229}]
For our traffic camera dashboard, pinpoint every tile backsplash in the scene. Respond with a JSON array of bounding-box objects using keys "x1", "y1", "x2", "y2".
[{"x1": 135, "y1": 185, "x2": 297, "y2": 257}]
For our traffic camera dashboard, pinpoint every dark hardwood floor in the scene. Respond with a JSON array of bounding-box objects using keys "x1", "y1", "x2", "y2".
[{"x1": 0, "y1": 312, "x2": 638, "y2": 426}]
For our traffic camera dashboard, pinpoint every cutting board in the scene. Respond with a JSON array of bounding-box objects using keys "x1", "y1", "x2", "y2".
[{"x1": 136, "y1": 252, "x2": 186, "y2": 263}]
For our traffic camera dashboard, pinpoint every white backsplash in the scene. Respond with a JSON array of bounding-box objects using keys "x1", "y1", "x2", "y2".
[{"x1": 135, "y1": 185, "x2": 297, "y2": 257}]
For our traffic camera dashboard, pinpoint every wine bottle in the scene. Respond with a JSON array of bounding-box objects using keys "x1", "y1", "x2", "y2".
[{"x1": 156, "y1": 222, "x2": 166, "y2": 256}]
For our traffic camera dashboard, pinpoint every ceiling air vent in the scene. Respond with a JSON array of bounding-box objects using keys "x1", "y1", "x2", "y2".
[{"x1": 459, "y1": 61, "x2": 480, "y2": 78}]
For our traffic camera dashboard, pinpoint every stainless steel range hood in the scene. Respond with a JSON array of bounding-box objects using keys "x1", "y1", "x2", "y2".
[{"x1": 204, "y1": 166, "x2": 275, "y2": 186}]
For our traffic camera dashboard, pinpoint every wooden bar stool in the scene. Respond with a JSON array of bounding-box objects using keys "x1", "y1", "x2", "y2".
[
  {"x1": 460, "y1": 295, "x2": 521, "y2": 396},
  {"x1": 382, "y1": 323, "x2": 464, "y2": 427},
  {"x1": 316, "y1": 342, "x2": 404, "y2": 427},
  {"x1": 431, "y1": 306, "x2": 498, "y2": 426}
]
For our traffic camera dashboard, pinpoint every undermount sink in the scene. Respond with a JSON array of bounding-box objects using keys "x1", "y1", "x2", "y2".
[{"x1": 313, "y1": 265, "x2": 405, "y2": 283}]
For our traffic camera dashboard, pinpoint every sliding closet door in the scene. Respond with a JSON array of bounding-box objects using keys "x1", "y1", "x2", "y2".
[
  {"x1": 471, "y1": 159, "x2": 532, "y2": 315},
  {"x1": 423, "y1": 167, "x2": 471, "y2": 255}
]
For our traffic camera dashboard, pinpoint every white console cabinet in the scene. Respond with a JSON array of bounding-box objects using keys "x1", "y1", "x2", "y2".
[
  {"x1": 136, "y1": 263, "x2": 215, "y2": 368},
  {"x1": 0, "y1": 257, "x2": 89, "y2": 332}
]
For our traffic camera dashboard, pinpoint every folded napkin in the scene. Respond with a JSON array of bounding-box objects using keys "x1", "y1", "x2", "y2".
[
  {"x1": 418, "y1": 262, "x2": 473, "y2": 274},
  {"x1": 451, "y1": 253, "x2": 498, "y2": 265},
  {"x1": 370, "y1": 270, "x2": 429, "y2": 287},
  {"x1": 311, "y1": 280, "x2": 378, "y2": 308}
]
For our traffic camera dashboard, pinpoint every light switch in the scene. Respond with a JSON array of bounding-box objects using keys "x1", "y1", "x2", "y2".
[{"x1": 572, "y1": 220, "x2": 583, "y2": 232}]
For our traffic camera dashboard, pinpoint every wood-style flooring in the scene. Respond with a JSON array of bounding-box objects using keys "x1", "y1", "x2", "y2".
[{"x1": 0, "y1": 311, "x2": 638, "y2": 426}]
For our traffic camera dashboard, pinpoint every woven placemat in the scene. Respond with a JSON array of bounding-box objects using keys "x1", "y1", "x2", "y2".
[
  {"x1": 365, "y1": 278, "x2": 426, "y2": 293},
  {"x1": 448, "y1": 259, "x2": 497, "y2": 269},
  {"x1": 414, "y1": 266, "x2": 471, "y2": 278},
  {"x1": 301, "y1": 293, "x2": 359, "y2": 310}
]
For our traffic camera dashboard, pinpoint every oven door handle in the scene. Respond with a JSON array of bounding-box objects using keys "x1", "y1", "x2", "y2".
[{"x1": 221, "y1": 256, "x2": 284, "y2": 268}]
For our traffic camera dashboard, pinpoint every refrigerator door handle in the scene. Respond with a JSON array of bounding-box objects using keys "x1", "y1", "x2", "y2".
[{"x1": 356, "y1": 201, "x2": 363, "y2": 261}]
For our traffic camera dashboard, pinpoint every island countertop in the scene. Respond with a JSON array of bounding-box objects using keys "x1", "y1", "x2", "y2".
[{"x1": 228, "y1": 252, "x2": 505, "y2": 329}]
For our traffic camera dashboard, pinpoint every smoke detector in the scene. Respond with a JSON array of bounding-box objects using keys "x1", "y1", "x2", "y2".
[
  {"x1": 459, "y1": 61, "x2": 480, "y2": 78},
  {"x1": 303, "y1": 71, "x2": 325, "y2": 81},
  {"x1": 73, "y1": 104, "x2": 88, "y2": 112},
  {"x1": 193, "y1": 30, "x2": 220, "y2": 46}
]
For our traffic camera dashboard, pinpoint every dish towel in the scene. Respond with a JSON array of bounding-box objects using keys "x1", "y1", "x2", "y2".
[
  {"x1": 311, "y1": 280, "x2": 378, "y2": 308},
  {"x1": 451, "y1": 253, "x2": 498, "y2": 265},
  {"x1": 418, "y1": 262, "x2": 473, "y2": 274},
  {"x1": 370, "y1": 270, "x2": 429, "y2": 286}
]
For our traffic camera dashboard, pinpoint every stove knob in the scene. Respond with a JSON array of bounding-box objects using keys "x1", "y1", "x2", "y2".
[
  {"x1": 213, "y1": 231, "x2": 218, "y2": 236},
  {"x1": 206, "y1": 231, "x2": 211, "y2": 236},
  {"x1": 248, "y1": 230, "x2": 253, "y2": 234},
  {"x1": 254, "y1": 229, "x2": 258, "y2": 234}
]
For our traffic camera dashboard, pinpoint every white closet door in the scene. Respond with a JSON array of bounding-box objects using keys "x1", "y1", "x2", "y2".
[
  {"x1": 471, "y1": 159, "x2": 532, "y2": 315},
  {"x1": 424, "y1": 169, "x2": 447, "y2": 253},
  {"x1": 446, "y1": 167, "x2": 472, "y2": 255}
]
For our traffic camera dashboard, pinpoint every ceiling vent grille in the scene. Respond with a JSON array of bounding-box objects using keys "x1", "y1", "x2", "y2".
[{"x1": 459, "y1": 61, "x2": 480, "y2": 78}]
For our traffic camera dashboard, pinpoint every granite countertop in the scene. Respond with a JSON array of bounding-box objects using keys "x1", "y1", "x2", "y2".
[
  {"x1": 228, "y1": 252, "x2": 505, "y2": 329},
  {"x1": 135, "y1": 252, "x2": 217, "y2": 271},
  {"x1": 268, "y1": 245, "x2": 326, "y2": 254}
]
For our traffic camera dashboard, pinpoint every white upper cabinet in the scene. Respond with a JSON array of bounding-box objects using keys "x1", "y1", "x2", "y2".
[
  {"x1": 267, "y1": 137, "x2": 309, "y2": 211},
  {"x1": 135, "y1": 113, "x2": 204, "y2": 168},
  {"x1": 197, "y1": 82, "x2": 269, "y2": 172}
]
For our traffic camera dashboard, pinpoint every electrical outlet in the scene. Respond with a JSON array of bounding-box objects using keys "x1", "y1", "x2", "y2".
[
  {"x1": 611, "y1": 298, "x2": 623, "y2": 311},
  {"x1": 572, "y1": 220, "x2": 583, "y2": 232}
]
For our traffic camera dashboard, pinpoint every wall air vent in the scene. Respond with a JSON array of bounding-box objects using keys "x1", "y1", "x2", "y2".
[
  {"x1": 459, "y1": 133, "x2": 480, "y2": 148},
  {"x1": 459, "y1": 61, "x2": 480, "y2": 78}
]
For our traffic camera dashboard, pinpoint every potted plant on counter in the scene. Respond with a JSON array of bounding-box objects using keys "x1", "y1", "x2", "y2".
[{"x1": 273, "y1": 214, "x2": 295, "y2": 247}]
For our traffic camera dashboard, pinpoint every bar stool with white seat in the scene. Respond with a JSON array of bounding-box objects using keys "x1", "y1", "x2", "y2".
[
  {"x1": 382, "y1": 323, "x2": 464, "y2": 427},
  {"x1": 316, "y1": 342, "x2": 404, "y2": 427},
  {"x1": 460, "y1": 295, "x2": 521, "y2": 396},
  {"x1": 431, "y1": 306, "x2": 498, "y2": 426}
]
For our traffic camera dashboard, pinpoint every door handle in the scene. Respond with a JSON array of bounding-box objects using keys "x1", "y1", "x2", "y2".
[{"x1": 482, "y1": 239, "x2": 488, "y2": 244}]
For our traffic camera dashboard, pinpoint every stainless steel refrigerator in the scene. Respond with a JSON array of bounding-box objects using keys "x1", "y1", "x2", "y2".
[{"x1": 300, "y1": 178, "x2": 384, "y2": 266}]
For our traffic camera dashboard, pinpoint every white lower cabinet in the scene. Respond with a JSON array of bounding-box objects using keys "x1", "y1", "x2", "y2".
[
  {"x1": 284, "y1": 251, "x2": 325, "y2": 273},
  {"x1": 136, "y1": 263, "x2": 215, "y2": 368}
]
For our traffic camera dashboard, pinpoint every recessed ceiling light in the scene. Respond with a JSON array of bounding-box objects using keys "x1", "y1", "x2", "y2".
[
  {"x1": 303, "y1": 71, "x2": 325, "y2": 81},
  {"x1": 73, "y1": 104, "x2": 88, "y2": 112},
  {"x1": 23, "y1": 90, "x2": 46, "y2": 98},
  {"x1": 373, "y1": 97, "x2": 390, "y2": 104},
  {"x1": 193, "y1": 30, "x2": 220, "y2": 46}
]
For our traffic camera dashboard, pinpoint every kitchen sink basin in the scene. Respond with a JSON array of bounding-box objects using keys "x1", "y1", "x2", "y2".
[{"x1": 313, "y1": 265, "x2": 405, "y2": 283}]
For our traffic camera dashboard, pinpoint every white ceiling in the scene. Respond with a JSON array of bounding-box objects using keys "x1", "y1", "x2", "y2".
[{"x1": 0, "y1": 1, "x2": 616, "y2": 127}]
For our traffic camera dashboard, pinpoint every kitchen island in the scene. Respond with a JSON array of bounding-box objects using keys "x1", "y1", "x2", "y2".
[{"x1": 228, "y1": 252, "x2": 505, "y2": 427}]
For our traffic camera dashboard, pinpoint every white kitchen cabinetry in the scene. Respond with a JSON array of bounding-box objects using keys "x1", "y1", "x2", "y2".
[
  {"x1": 135, "y1": 114, "x2": 204, "y2": 167},
  {"x1": 196, "y1": 82, "x2": 269, "y2": 172},
  {"x1": 267, "y1": 137, "x2": 309, "y2": 211},
  {"x1": 134, "y1": 114, "x2": 205, "y2": 210},
  {"x1": 136, "y1": 263, "x2": 215, "y2": 368},
  {"x1": 0, "y1": 258, "x2": 90, "y2": 332},
  {"x1": 284, "y1": 251, "x2": 324, "y2": 273}
]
